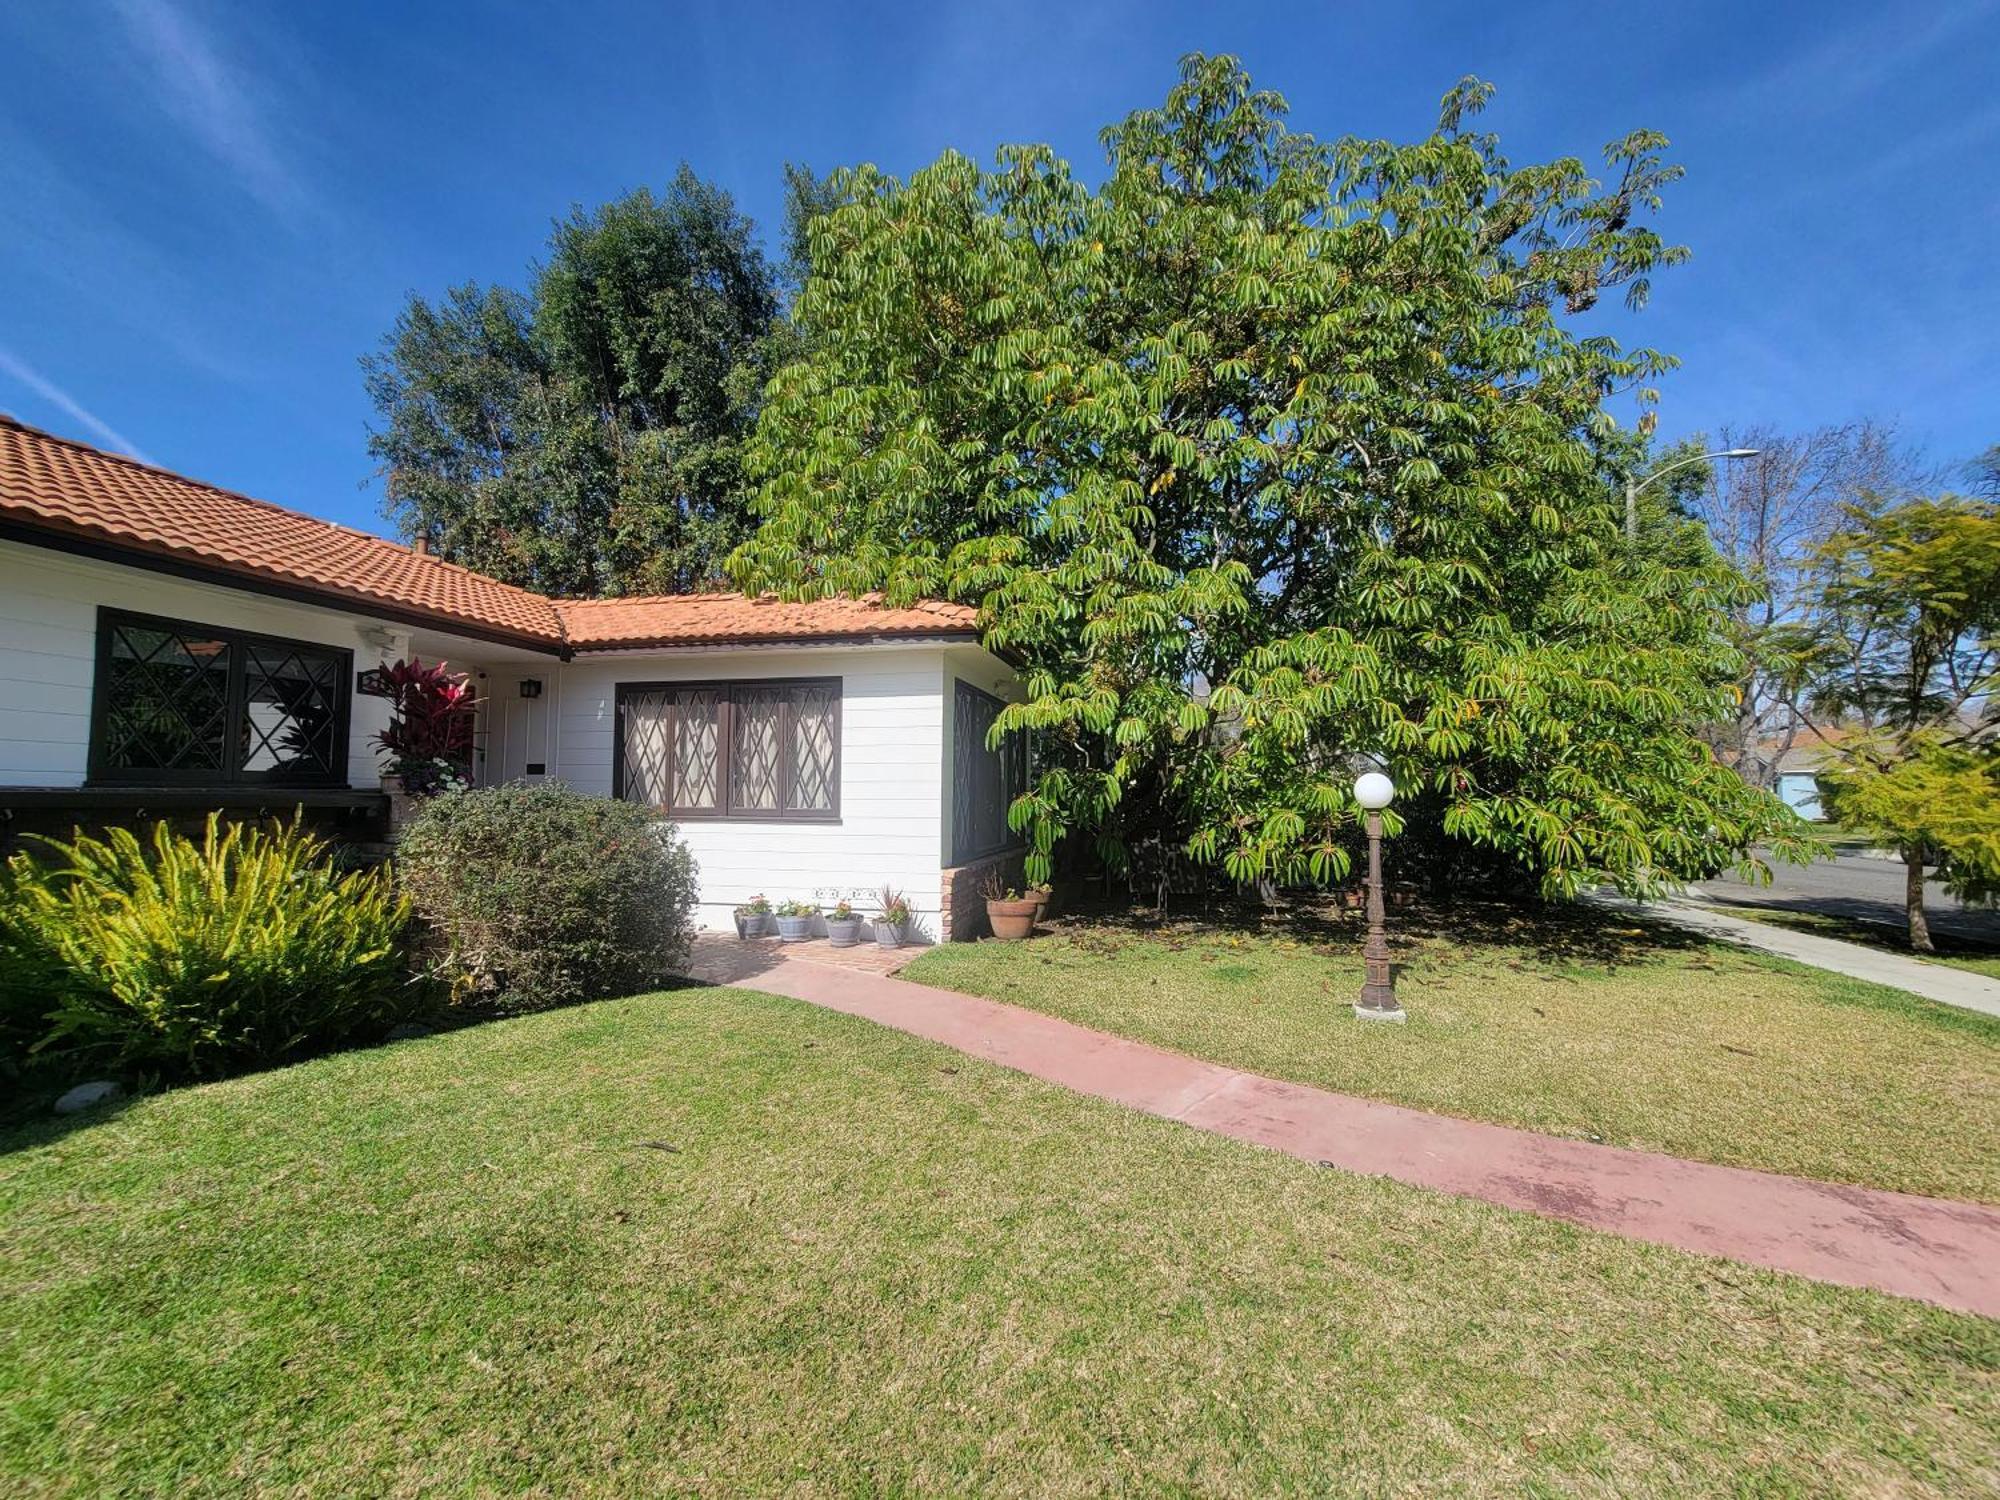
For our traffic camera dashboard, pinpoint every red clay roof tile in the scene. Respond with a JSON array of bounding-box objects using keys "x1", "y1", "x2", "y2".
[
  {"x1": 0, "y1": 415, "x2": 977, "y2": 653},
  {"x1": 554, "y1": 593, "x2": 976, "y2": 649}
]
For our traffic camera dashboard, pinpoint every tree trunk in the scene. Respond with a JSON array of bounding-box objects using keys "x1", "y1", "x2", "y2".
[{"x1": 1904, "y1": 846, "x2": 1933, "y2": 954}]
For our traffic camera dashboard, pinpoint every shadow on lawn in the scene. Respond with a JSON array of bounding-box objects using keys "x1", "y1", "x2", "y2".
[{"x1": 1043, "y1": 887, "x2": 1713, "y2": 971}]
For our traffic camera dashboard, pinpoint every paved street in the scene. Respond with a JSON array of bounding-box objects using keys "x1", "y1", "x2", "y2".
[{"x1": 1699, "y1": 851, "x2": 2000, "y2": 944}]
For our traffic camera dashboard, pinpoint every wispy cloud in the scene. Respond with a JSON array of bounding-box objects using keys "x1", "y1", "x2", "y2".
[
  {"x1": 1704, "y1": 0, "x2": 1999, "y2": 117},
  {"x1": 109, "y1": 0, "x2": 310, "y2": 221},
  {"x1": 0, "y1": 346, "x2": 156, "y2": 464},
  {"x1": 0, "y1": 123, "x2": 248, "y2": 382}
]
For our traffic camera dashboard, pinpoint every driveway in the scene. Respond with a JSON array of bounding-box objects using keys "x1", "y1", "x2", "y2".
[{"x1": 1698, "y1": 851, "x2": 2000, "y2": 944}]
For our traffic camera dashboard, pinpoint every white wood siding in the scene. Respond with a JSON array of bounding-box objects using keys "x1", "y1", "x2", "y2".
[
  {"x1": 552, "y1": 647, "x2": 950, "y2": 933},
  {"x1": 0, "y1": 540, "x2": 398, "y2": 787}
]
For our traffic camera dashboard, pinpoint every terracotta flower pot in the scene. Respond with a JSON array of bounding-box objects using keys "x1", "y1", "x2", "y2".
[{"x1": 986, "y1": 896, "x2": 1038, "y2": 941}]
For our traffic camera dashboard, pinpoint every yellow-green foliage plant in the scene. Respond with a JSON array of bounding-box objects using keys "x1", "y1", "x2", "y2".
[{"x1": 0, "y1": 815, "x2": 412, "y2": 1081}]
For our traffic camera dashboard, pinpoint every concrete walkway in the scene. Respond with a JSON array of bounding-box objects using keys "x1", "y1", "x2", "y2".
[
  {"x1": 1628, "y1": 897, "x2": 2000, "y2": 1020},
  {"x1": 685, "y1": 937, "x2": 2000, "y2": 1319}
]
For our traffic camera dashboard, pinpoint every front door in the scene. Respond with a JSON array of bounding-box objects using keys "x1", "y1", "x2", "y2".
[{"x1": 481, "y1": 671, "x2": 552, "y2": 785}]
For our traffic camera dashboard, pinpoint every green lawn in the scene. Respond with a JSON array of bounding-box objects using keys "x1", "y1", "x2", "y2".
[
  {"x1": 1709, "y1": 901, "x2": 2000, "y2": 979},
  {"x1": 905, "y1": 904, "x2": 2000, "y2": 1203},
  {"x1": 3, "y1": 989, "x2": 1994, "y2": 1495}
]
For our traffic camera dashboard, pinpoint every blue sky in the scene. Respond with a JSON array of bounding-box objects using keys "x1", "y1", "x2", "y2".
[{"x1": 2, "y1": 0, "x2": 1996, "y2": 532}]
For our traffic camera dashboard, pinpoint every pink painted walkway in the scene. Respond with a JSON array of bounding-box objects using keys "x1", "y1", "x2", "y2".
[{"x1": 686, "y1": 938, "x2": 2000, "y2": 1319}]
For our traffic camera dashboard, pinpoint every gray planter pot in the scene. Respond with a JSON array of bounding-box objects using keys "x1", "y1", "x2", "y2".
[
  {"x1": 825, "y1": 916, "x2": 863, "y2": 948},
  {"x1": 875, "y1": 921, "x2": 907, "y2": 949},
  {"x1": 774, "y1": 914, "x2": 815, "y2": 942},
  {"x1": 735, "y1": 912, "x2": 771, "y2": 939}
]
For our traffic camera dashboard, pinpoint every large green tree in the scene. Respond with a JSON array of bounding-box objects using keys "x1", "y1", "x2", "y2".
[
  {"x1": 1809, "y1": 494, "x2": 2000, "y2": 950},
  {"x1": 365, "y1": 167, "x2": 778, "y2": 596},
  {"x1": 734, "y1": 54, "x2": 1803, "y2": 895}
]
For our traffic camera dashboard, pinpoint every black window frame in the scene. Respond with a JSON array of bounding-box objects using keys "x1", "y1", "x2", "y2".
[
  {"x1": 613, "y1": 676, "x2": 842, "y2": 824},
  {"x1": 87, "y1": 606, "x2": 354, "y2": 788},
  {"x1": 951, "y1": 678, "x2": 1028, "y2": 865}
]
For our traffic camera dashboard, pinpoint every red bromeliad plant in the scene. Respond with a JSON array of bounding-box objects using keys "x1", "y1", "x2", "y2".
[{"x1": 372, "y1": 658, "x2": 478, "y2": 795}]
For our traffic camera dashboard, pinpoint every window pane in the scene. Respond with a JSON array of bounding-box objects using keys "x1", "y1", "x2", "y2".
[
  {"x1": 954, "y1": 681, "x2": 1019, "y2": 862},
  {"x1": 102, "y1": 622, "x2": 232, "y2": 772},
  {"x1": 240, "y1": 644, "x2": 342, "y2": 780},
  {"x1": 731, "y1": 686, "x2": 783, "y2": 811},
  {"x1": 621, "y1": 691, "x2": 673, "y2": 806},
  {"x1": 672, "y1": 688, "x2": 721, "y2": 810},
  {"x1": 789, "y1": 685, "x2": 837, "y2": 812}
]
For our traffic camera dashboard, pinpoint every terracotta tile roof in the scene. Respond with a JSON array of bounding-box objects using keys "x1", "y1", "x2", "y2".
[
  {"x1": 555, "y1": 593, "x2": 977, "y2": 649},
  {"x1": 0, "y1": 413, "x2": 561, "y2": 645},
  {"x1": 0, "y1": 414, "x2": 979, "y2": 653}
]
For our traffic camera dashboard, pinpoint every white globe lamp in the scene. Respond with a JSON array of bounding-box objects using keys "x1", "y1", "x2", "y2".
[{"x1": 1353, "y1": 771, "x2": 1395, "y2": 811}]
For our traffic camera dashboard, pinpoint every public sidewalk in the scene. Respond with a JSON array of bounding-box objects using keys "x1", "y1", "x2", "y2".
[
  {"x1": 684, "y1": 936, "x2": 2000, "y2": 1319},
  {"x1": 1615, "y1": 895, "x2": 2000, "y2": 1020}
]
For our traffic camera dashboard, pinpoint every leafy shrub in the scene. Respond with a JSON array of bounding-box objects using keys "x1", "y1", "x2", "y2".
[
  {"x1": 374, "y1": 656, "x2": 477, "y2": 794},
  {"x1": 397, "y1": 782, "x2": 698, "y2": 1013},
  {"x1": 0, "y1": 816, "x2": 413, "y2": 1080}
]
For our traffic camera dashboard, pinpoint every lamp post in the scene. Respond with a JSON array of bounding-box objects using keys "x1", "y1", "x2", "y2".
[
  {"x1": 1624, "y1": 448, "x2": 1760, "y2": 541},
  {"x1": 1352, "y1": 771, "x2": 1404, "y2": 1023}
]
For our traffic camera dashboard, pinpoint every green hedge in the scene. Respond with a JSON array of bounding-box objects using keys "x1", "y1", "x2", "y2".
[{"x1": 397, "y1": 782, "x2": 699, "y2": 1013}]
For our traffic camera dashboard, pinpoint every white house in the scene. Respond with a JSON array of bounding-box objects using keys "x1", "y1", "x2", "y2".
[{"x1": 0, "y1": 414, "x2": 1025, "y2": 938}]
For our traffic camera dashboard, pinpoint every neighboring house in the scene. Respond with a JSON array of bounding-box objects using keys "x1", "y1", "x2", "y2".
[
  {"x1": 1773, "y1": 759, "x2": 1826, "y2": 821},
  {"x1": 0, "y1": 415, "x2": 1024, "y2": 938},
  {"x1": 1749, "y1": 724, "x2": 1851, "y2": 822}
]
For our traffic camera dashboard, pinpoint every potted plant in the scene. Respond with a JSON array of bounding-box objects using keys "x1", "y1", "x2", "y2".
[
  {"x1": 824, "y1": 899, "x2": 863, "y2": 947},
  {"x1": 1028, "y1": 881, "x2": 1055, "y2": 923},
  {"x1": 773, "y1": 899, "x2": 817, "y2": 942},
  {"x1": 372, "y1": 656, "x2": 478, "y2": 830},
  {"x1": 982, "y1": 869, "x2": 1038, "y2": 941},
  {"x1": 734, "y1": 894, "x2": 772, "y2": 940},
  {"x1": 874, "y1": 885, "x2": 911, "y2": 949}
]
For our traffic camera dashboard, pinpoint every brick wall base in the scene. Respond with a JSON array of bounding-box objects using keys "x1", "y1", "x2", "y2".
[{"x1": 939, "y1": 850, "x2": 1026, "y2": 942}]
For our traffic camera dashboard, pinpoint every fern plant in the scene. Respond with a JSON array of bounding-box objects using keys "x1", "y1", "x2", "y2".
[{"x1": 0, "y1": 815, "x2": 413, "y2": 1080}]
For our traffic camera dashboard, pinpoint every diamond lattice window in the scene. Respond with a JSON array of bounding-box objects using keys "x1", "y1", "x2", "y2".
[
  {"x1": 91, "y1": 609, "x2": 351, "y2": 786},
  {"x1": 616, "y1": 678, "x2": 840, "y2": 821},
  {"x1": 789, "y1": 686, "x2": 837, "y2": 813}
]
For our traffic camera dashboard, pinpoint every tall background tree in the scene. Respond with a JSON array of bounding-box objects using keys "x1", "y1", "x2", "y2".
[
  {"x1": 1664, "y1": 422, "x2": 1934, "y2": 788},
  {"x1": 1808, "y1": 493, "x2": 1999, "y2": 950},
  {"x1": 364, "y1": 166, "x2": 779, "y2": 596},
  {"x1": 734, "y1": 53, "x2": 1804, "y2": 896}
]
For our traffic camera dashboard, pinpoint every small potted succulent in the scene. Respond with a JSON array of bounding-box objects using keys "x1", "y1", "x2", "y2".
[
  {"x1": 824, "y1": 899, "x2": 864, "y2": 947},
  {"x1": 734, "y1": 894, "x2": 772, "y2": 940},
  {"x1": 773, "y1": 899, "x2": 817, "y2": 942},
  {"x1": 982, "y1": 869, "x2": 1038, "y2": 941},
  {"x1": 874, "y1": 885, "x2": 911, "y2": 949}
]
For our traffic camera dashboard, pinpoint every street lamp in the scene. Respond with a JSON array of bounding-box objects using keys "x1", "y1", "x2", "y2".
[
  {"x1": 1624, "y1": 448, "x2": 1760, "y2": 541},
  {"x1": 1352, "y1": 771, "x2": 1404, "y2": 1023}
]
